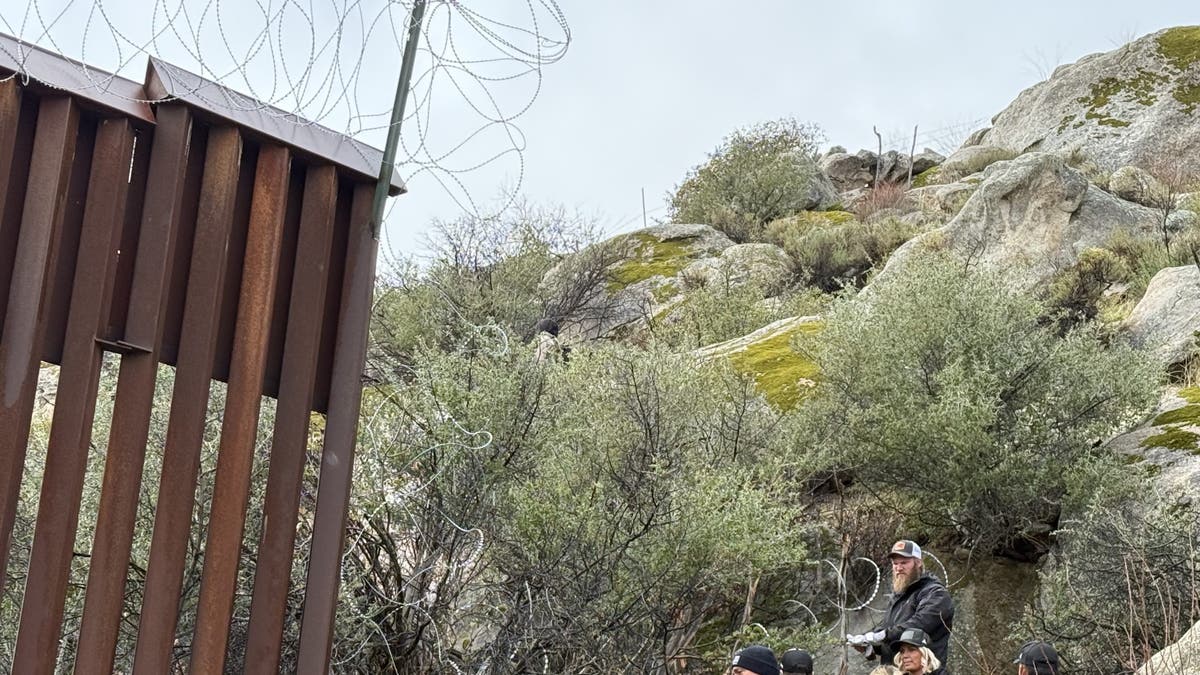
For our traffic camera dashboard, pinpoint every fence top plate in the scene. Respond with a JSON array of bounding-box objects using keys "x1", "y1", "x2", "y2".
[
  {"x1": 147, "y1": 58, "x2": 405, "y2": 195},
  {"x1": 0, "y1": 31, "x2": 405, "y2": 195},
  {"x1": 0, "y1": 33, "x2": 155, "y2": 124}
]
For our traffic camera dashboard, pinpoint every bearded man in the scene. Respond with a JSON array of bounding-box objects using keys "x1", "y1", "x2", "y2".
[{"x1": 850, "y1": 540, "x2": 954, "y2": 675}]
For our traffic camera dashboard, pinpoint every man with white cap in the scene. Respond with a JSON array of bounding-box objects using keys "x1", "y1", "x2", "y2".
[{"x1": 848, "y1": 539, "x2": 954, "y2": 675}]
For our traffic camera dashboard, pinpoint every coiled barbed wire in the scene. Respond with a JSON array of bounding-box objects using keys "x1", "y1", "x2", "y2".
[{"x1": 0, "y1": 0, "x2": 569, "y2": 228}]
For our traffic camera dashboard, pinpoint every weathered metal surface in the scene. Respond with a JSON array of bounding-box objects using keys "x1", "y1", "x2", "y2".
[
  {"x1": 146, "y1": 58, "x2": 405, "y2": 195},
  {"x1": 0, "y1": 78, "x2": 25, "y2": 337},
  {"x1": 244, "y1": 164, "x2": 338, "y2": 673},
  {"x1": 73, "y1": 106, "x2": 192, "y2": 674},
  {"x1": 190, "y1": 142, "x2": 291, "y2": 673},
  {"x1": 132, "y1": 124, "x2": 243, "y2": 675},
  {"x1": 0, "y1": 34, "x2": 154, "y2": 125},
  {"x1": 0, "y1": 96, "x2": 79, "y2": 598},
  {"x1": 297, "y1": 182, "x2": 378, "y2": 671},
  {"x1": 0, "y1": 38, "x2": 392, "y2": 674},
  {"x1": 12, "y1": 117, "x2": 134, "y2": 675}
]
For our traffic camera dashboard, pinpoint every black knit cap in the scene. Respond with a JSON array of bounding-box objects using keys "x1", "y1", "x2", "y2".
[
  {"x1": 1014, "y1": 640, "x2": 1059, "y2": 674},
  {"x1": 731, "y1": 644, "x2": 779, "y2": 675},
  {"x1": 780, "y1": 647, "x2": 813, "y2": 674}
]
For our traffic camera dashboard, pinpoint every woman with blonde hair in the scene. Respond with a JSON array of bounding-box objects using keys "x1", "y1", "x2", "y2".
[{"x1": 890, "y1": 628, "x2": 942, "y2": 674}]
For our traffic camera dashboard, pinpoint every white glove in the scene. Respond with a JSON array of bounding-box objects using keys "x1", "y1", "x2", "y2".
[
  {"x1": 868, "y1": 630, "x2": 886, "y2": 644},
  {"x1": 846, "y1": 633, "x2": 867, "y2": 646}
]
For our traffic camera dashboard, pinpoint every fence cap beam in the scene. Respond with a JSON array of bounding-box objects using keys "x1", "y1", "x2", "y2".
[
  {"x1": 0, "y1": 32, "x2": 155, "y2": 125},
  {"x1": 146, "y1": 58, "x2": 405, "y2": 196}
]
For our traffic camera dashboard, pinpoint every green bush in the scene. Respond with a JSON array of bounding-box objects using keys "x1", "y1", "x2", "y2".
[
  {"x1": 669, "y1": 118, "x2": 824, "y2": 243},
  {"x1": 797, "y1": 253, "x2": 1160, "y2": 551},
  {"x1": 1045, "y1": 247, "x2": 1130, "y2": 329},
  {"x1": 1034, "y1": 476, "x2": 1200, "y2": 673},
  {"x1": 764, "y1": 213, "x2": 916, "y2": 291},
  {"x1": 1103, "y1": 228, "x2": 1199, "y2": 302}
]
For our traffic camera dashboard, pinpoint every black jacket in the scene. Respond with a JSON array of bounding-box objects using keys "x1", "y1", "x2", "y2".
[{"x1": 872, "y1": 573, "x2": 954, "y2": 674}]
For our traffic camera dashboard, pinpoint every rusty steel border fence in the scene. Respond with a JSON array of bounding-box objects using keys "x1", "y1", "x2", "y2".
[{"x1": 0, "y1": 33, "x2": 403, "y2": 674}]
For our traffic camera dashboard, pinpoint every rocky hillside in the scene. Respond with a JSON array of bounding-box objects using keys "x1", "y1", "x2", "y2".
[{"x1": 529, "y1": 25, "x2": 1200, "y2": 675}]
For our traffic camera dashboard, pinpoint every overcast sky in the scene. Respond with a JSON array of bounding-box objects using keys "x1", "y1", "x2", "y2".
[
  {"x1": 2, "y1": 0, "x2": 1197, "y2": 258},
  {"x1": 454, "y1": 1, "x2": 1197, "y2": 252}
]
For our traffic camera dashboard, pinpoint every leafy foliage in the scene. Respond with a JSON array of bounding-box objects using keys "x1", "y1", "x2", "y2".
[
  {"x1": 669, "y1": 118, "x2": 824, "y2": 243},
  {"x1": 1034, "y1": 475, "x2": 1200, "y2": 673},
  {"x1": 764, "y1": 214, "x2": 917, "y2": 291},
  {"x1": 797, "y1": 253, "x2": 1160, "y2": 550},
  {"x1": 339, "y1": 337, "x2": 805, "y2": 673}
]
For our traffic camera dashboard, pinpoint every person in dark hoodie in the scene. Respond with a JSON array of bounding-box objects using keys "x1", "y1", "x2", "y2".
[{"x1": 848, "y1": 539, "x2": 954, "y2": 675}]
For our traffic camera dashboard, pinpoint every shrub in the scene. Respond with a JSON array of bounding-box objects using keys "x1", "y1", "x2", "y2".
[
  {"x1": 1103, "y1": 229, "x2": 1198, "y2": 303},
  {"x1": 852, "y1": 180, "x2": 914, "y2": 221},
  {"x1": 669, "y1": 118, "x2": 824, "y2": 243},
  {"x1": 1033, "y1": 481, "x2": 1200, "y2": 673},
  {"x1": 1045, "y1": 247, "x2": 1130, "y2": 329},
  {"x1": 797, "y1": 253, "x2": 1160, "y2": 551},
  {"x1": 765, "y1": 214, "x2": 916, "y2": 291},
  {"x1": 650, "y1": 281, "x2": 777, "y2": 350}
]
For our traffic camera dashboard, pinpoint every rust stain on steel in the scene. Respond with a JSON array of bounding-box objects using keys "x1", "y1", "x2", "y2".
[
  {"x1": 40, "y1": 116, "x2": 96, "y2": 365},
  {"x1": 310, "y1": 182, "x2": 352, "y2": 414},
  {"x1": 74, "y1": 106, "x2": 195, "y2": 674},
  {"x1": 297, "y1": 182, "x2": 378, "y2": 673},
  {"x1": 123, "y1": 106, "x2": 194, "y2": 349},
  {"x1": 101, "y1": 126, "x2": 153, "y2": 341},
  {"x1": 76, "y1": 111, "x2": 201, "y2": 672},
  {"x1": 244, "y1": 164, "x2": 338, "y2": 674},
  {"x1": 0, "y1": 79, "x2": 24, "y2": 333},
  {"x1": 12, "y1": 117, "x2": 134, "y2": 675},
  {"x1": 131, "y1": 124, "x2": 243, "y2": 675},
  {"x1": 190, "y1": 142, "x2": 291, "y2": 674},
  {"x1": 0, "y1": 96, "x2": 78, "y2": 598},
  {"x1": 0, "y1": 42, "x2": 396, "y2": 672}
]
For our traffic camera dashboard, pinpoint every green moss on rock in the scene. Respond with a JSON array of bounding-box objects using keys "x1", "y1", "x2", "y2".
[
  {"x1": 911, "y1": 166, "x2": 940, "y2": 188},
  {"x1": 1180, "y1": 386, "x2": 1200, "y2": 403},
  {"x1": 727, "y1": 321, "x2": 823, "y2": 411},
  {"x1": 1141, "y1": 426, "x2": 1200, "y2": 451},
  {"x1": 1076, "y1": 70, "x2": 1165, "y2": 128},
  {"x1": 1153, "y1": 404, "x2": 1200, "y2": 426},
  {"x1": 651, "y1": 281, "x2": 680, "y2": 303},
  {"x1": 1136, "y1": 387, "x2": 1200, "y2": 453},
  {"x1": 1173, "y1": 82, "x2": 1200, "y2": 114},
  {"x1": 607, "y1": 233, "x2": 700, "y2": 290},
  {"x1": 1156, "y1": 27, "x2": 1200, "y2": 72},
  {"x1": 778, "y1": 210, "x2": 856, "y2": 227}
]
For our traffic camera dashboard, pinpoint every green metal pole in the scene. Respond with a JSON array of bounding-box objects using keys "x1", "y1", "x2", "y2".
[{"x1": 369, "y1": 0, "x2": 427, "y2": 239}]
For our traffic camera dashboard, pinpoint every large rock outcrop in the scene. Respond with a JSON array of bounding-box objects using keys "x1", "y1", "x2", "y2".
[
  {"x1": 1135, "y1": 620, "x2": 1200, "y2": 675},
  {"x1": 876, "y1": 152, "x2": 1162, "y2": 291},
  {"x1": 973, "y1": 27, "x2": 1200, "y2": 174},
  {"x1": 821, "y1": 148, "x2": 945, "y2": 192},
  {"x1": 1122, "y1": 265, "x2": 1200, "y2": 366},
  {"x1": 548, "y1": 224, "x2": 793, "y2": 340}
]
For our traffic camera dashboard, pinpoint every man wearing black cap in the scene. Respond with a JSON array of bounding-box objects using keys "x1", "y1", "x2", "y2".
[
  {"x1": 848, "y1": 539, "x2": 954, "y2": 675},
  {"x1": 780, "y1": 647, "x2": 813, "y2": 675},
  {"x1": 728, "y1": 644, "x2": 779, "y2": 675},
  {"x1": 1013, "y1": 640, "x2": 1059, "y2": 675}
]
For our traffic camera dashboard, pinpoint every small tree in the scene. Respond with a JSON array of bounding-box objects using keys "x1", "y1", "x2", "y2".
[
  {"x1": 669, "y1": 118, "x2": 824, "y2": 243},
  {"x1": 1142, "y1": 157, "x2": 1197, "y2": 256}
]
